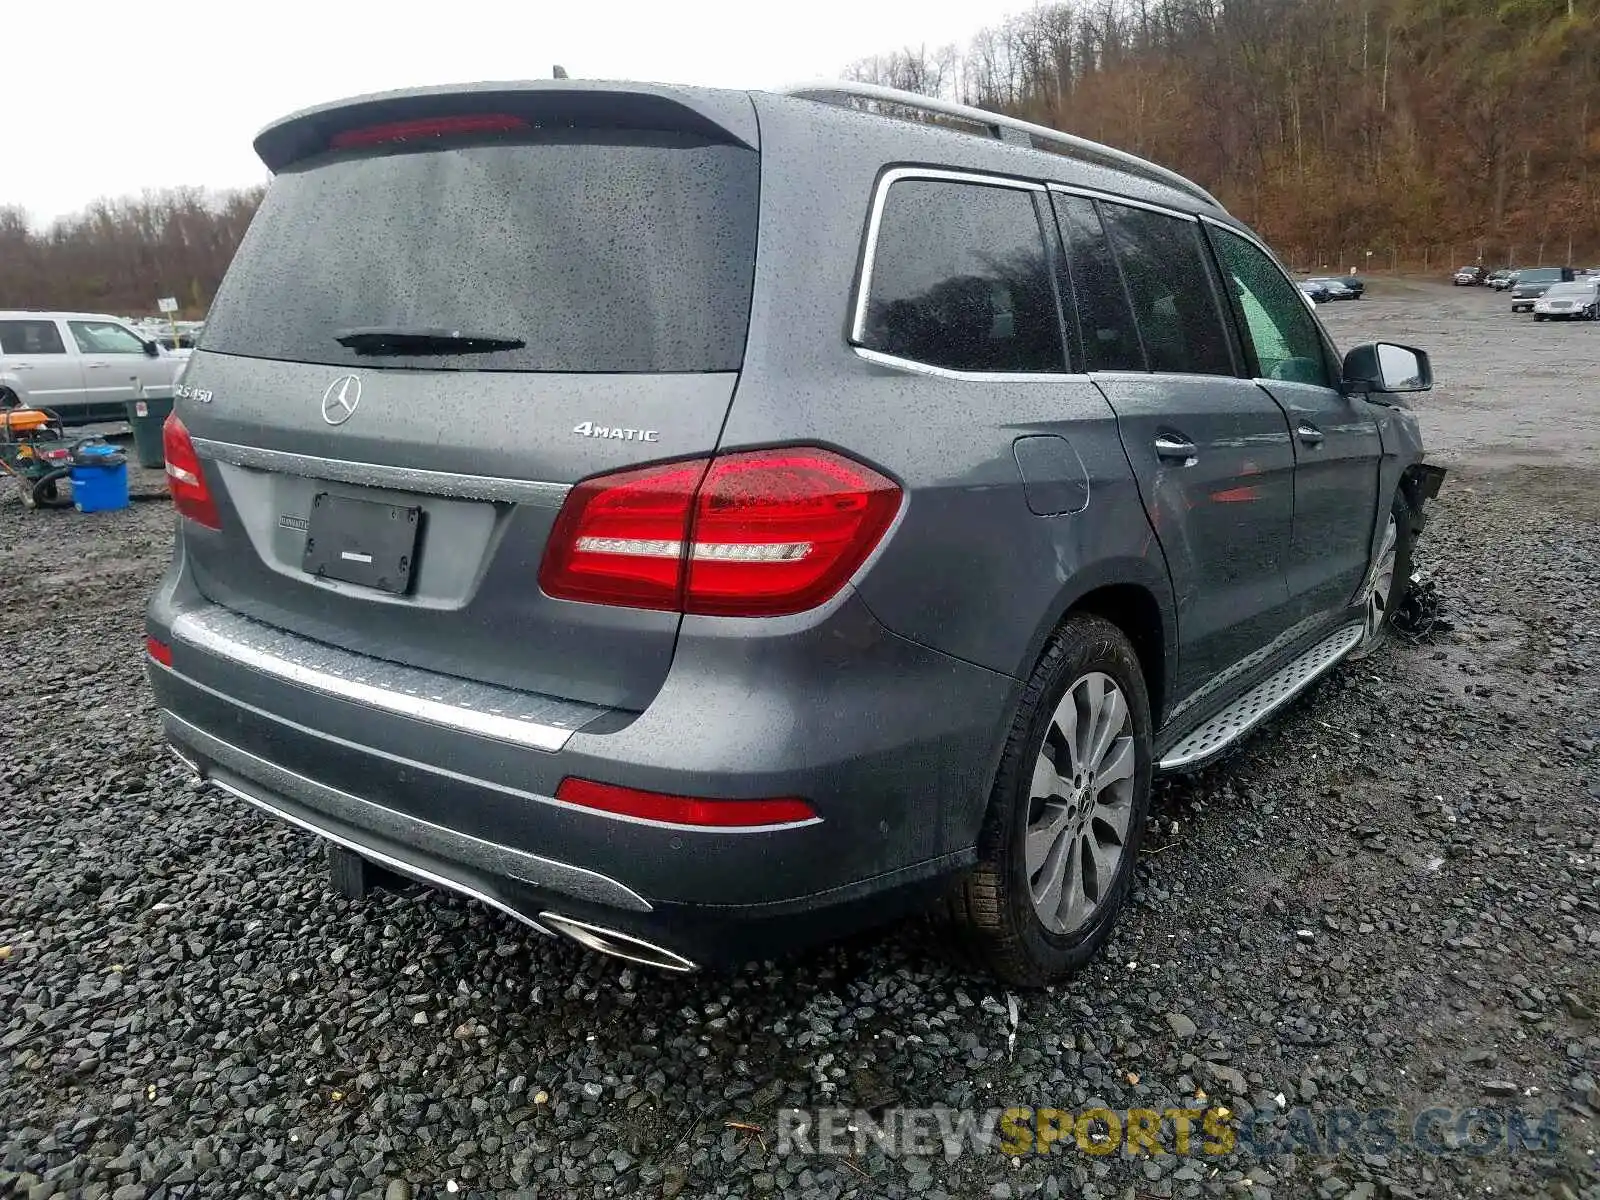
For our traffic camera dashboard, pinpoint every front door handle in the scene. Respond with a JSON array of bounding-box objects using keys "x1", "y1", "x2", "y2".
[
  {"x1": 1296, "y1": 423, "x2": 1325, "y2": 446},
  {"x1": 1154, "y1": 435, "x2": 1198, "y2": 464},
  {"x1": 85, "y1": 363, "x2": 109, "y2": 370}
]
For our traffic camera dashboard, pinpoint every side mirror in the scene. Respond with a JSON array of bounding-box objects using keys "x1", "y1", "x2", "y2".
[
  {"x1": 1343, "y1": 342, "x2": 1432, "y2": 398},
  {"x1": 142, "y1": 340, "x2": 161, "y2": 358}
]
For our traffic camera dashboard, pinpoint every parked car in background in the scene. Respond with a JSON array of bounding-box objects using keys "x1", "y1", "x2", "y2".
[
  {"x1": 1510, "y1": 266, "x2": 1577, "y2": 312},
  {"x1": 146, "y1": 78, "x2": 1442, "y2": 984},
  {"x1": 0, "y1": 310, "x2": 186, "y2": 423},
  {"x1": 1309, "y1": 277, "x2": 1357, "y2": 301},
  {"x1": 1298, "y1": 278, "x2": 1331, "y2": 304},
  {"x1": 1486, "y1": 269, "x2": 1515, "y2": 290},
  {"x1": 1453, "y1": 265, "x2": 1488, "y2": 285},
  {"x1": 1532, "y1": 279, "x2": 1600, "y2": 321}
]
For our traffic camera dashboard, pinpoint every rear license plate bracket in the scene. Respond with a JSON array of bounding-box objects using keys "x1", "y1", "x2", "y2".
[{"x1": 301, "y1": 493, "x2": 421, "y2": 594}]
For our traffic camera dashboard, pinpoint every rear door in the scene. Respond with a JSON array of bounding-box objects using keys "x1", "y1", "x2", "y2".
[
  {"x1": 0, "y1": 318, "x2": 84, "y2": 409},
  {"x1": 175, "y1": 89, "x2": 761, "y2": 711},
  {"x1": 1205, "y1": 223, "x2": 1382, "y2": 620},
  {"x1": 66, "y1": 319, "x2": 148, "y2": 407},
  {"x1": 1051, "y1": 191, "x2": 1298, "y2": 703}
]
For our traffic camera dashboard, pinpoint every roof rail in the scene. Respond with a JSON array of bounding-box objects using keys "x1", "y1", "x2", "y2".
[{"x1": 777, "y1": 79, "x2": 1222, "y2": 210}]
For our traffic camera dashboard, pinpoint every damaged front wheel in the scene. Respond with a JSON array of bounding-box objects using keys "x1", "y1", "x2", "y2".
[{"x1": 1350, "y1": 494, "x2": 1415, "y2": 659}]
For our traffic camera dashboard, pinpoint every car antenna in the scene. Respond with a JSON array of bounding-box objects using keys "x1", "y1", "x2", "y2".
[{"x1": 553, "y1": 65, "x2": 569, "y2": 79}]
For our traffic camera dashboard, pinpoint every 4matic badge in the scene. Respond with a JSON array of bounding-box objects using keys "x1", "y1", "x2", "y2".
[{"x1": 572, "y1": 421, "x2": 659, "y2": 443}]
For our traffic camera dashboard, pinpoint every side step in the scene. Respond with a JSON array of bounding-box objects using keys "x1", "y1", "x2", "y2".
[{"x1": 1157, "y1": 624, "x2": 1364, "y2": 773}]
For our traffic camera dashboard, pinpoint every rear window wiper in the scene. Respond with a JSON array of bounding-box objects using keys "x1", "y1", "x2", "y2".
[{"x1": 334, "y1": 326, "x2": 526, "y2": 355}]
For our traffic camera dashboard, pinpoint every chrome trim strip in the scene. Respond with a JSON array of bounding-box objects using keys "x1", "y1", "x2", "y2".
[
  {"x1": 852, "y1": 166, "x2": 1046, "y2": 344},
  {"x1": 852, "y1": 346, "x2": 1090, "y2": 384},
  {"x1": 781, "y1": 80, "x2": 1222, "y2": 208},
  {"x1": 162, "y1": 708, "x2": 652, "y2": 914},
  {"x1": 169, "y1": 607, "x2": 599, "y2": 753},
  {"x1": 539, "y1": 912, "x2": 696, "y2": 973},
  {"x1": 192, "y1": 437, "x2": 571, "y2": 508},
  {"x1": 1047, "y1": 183, "x2": 1200, "y2": 221}
]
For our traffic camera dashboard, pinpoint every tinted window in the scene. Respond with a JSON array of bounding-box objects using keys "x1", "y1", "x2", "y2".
[
  {"x1": 1097, "y1": 203, "x2": 1234, "y2": 376},
  {"x1": 1520, "y1": 268, "x2": 1565, "y2": 283},
  {"x1": 202, "y1": 131, "x2": 758, "y2": 373},
  {"x1": 70, "y1": 320, "x2": 147, "y2": 355},
  {"x1": 1208, "y1": 227, "x2": 1332, "y2": 387},
  {"x1": 1052, "y1": 194, "x2": 1142, "y2": 372},
  {"x1": 0, "y1": 320, "x2": 66, "y2": 355},
  {"x1": 859, "y1": 180, "x2": 1065, "y2": 373}
]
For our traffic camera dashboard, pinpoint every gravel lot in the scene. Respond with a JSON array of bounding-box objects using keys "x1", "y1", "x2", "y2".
[{"x1": 2, "y1": 281, "x2": 1597, "y2": 1200}]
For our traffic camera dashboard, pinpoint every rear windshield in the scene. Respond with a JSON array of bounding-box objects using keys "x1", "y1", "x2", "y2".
[
  {"x1": 202, "y1": 130, "x2": 759, "y2": 373},
  {"x1": 1519, "y1": 268, "x2": 1564, "y2": 283}
]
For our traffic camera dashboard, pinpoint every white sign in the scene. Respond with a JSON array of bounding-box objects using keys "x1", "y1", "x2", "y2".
[{"x1": 157, "y1": 297, "x2": 178, "y2": 314}]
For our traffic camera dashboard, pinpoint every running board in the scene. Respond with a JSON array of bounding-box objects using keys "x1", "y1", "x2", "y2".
[{"x1": 1157, "y1": 624, "x2": 1364, "y2": 773}]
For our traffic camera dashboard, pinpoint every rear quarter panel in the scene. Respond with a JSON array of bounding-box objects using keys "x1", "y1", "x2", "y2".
[{"x1": 732, "y1": 97, "x2": 1177, "y2": 701}]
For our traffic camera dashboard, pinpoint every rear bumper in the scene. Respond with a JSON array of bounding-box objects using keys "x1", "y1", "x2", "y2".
[{"x1": 146, "y1": 556, "x2": 1017, "y2": 967}]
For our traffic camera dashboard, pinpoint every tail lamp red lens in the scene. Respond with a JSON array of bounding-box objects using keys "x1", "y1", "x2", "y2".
[
  {"x1": 538, "y1": 447, "x2": 901, "y2": 617},
  {"x1": 330, "y1": 114, "x2": 530, "y2": 150},
  {"x1": 144, "y1": 636, "x2": 173, "y2": 667},
  {"x1": 162, "y1": 413, "x2": 220, "y2": 530},
  {"x1": 556, "y1": 777, "x2": 817, "y2": 828}
]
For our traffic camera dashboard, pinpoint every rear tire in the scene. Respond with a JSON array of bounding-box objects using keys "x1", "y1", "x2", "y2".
[{"x1": 942, "y1": 614, "x2": 1153, "y2": 986}]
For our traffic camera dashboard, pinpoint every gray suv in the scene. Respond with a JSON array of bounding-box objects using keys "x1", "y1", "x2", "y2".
[{"x1": 146, "y1": 80, "x2": 1443, "y2": 984}]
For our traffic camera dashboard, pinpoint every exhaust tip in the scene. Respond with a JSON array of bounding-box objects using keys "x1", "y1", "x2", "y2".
[{"x1": 540, "y1": 911, "x2": 697, "y2": 973}]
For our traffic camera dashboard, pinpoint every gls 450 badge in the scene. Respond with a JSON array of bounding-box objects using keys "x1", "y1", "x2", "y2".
[{"x1": 573, "y1": 421, "x2": 658, "y2": 443}]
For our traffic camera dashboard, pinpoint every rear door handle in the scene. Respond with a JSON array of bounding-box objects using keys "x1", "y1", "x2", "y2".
[
  {"x1": 1154, "y1": 435, "x2": 1198, "y2": 463},
  {"x1": 1296, "y1": 423, "x2": 1325, "y2": 446}
]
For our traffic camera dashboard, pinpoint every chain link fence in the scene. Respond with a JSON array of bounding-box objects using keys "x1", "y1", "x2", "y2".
[{"x1": 1282, "y1": 242, "x2": 1600, "y2": 275}]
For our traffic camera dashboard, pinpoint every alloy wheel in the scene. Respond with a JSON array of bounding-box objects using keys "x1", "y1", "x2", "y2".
[
  {"x1": 1364, "y1": 514, "x2": 1399, "y2": 643},
  {"x1": 1024, "y1": 672, "x2": 1136, "y2": 935}
]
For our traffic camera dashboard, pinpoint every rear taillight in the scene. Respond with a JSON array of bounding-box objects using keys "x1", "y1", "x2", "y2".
[
  {"x1": 330, "y1": 114, "x2": 529, "y2": 150},
  {"x1": 538, "y1": 448, "x2": 901, "y2": 617},
  {"x1": 162, "y1": 413, "x2": 220, "y2": 530},
  {"x1": 556, "y1": 777, "x2": 817, "y2": 828}
]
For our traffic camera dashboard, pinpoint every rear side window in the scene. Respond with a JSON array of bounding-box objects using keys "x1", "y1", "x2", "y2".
[
  {"x1": 1052, "y1": 194, "x2": 1142, "y2": 372},
  {"x1": 0, "y1": 320, "x2": 66, "y2": 355},
  {"x1": 858, "y1": 180, "x2": 1065, "y2": 373},
  {"x1": 1208, "y1": 226, "x2": 1332, "y2": 388},
  {"x1": 202, "y1": 131, "x2": 758, "y2": 373},
  {"x1": 1096, "y1": 202, "x2": 1234, "y2": 376},
  {"x1": 69, "y1": 321, "x2": 147, "y2": 355}
]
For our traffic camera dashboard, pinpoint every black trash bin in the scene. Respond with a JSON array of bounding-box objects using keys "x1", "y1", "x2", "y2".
[{"x1": 125, "y1": 395, "x2": 174, "y2": 469}]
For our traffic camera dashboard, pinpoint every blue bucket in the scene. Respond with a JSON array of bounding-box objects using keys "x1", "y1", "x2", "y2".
[{"x1": 71, "y1": 445, "x2": 130, "y2": 513}]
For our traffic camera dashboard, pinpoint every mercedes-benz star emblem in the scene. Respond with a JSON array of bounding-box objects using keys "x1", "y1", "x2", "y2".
[{"x1": 321, "y1": 375, "x2": 362, "y2": 426}]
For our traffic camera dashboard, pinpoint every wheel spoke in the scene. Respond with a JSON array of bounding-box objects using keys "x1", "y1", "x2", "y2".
[
  {"x1": 1084, "y1": 830, "x2": 1123, "y2": 902},
  {"x1": 1087, "y1": 685, "x2": 1128, "y2": 769},
  {"x1": 1030, "y1": 755, "x2": 1064, "y2": 803},
  {"x1": 1091, "y1": 792, "x2": 1133, "y2": 842},
  {"x1": 1095, "y1": 735, "x2": 1135, "y2": 790},
  {"x1": 1025, "y1": 804, "x2": 1072, "y2": 879},
  {"x1": 1051, "y1": 691, "x2": 1082, "y2": 775},
  {"x1": 1056, "y1": 837, "x2": 1096, "y2": 931}
]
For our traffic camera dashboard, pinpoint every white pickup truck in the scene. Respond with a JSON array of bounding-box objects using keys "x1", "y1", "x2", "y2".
[{"x1": 0, "y1": 310, "x2": 188, "y2": 425}]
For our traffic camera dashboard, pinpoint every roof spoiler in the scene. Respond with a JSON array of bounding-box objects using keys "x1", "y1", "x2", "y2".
[{"x1": 254, "y1": 81, "x2": 758, "y2": 171}]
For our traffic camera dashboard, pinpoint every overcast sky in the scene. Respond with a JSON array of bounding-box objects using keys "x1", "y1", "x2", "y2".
[{"x1": 13, "y1": 0, "x2": 1032, "y2": 224}]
